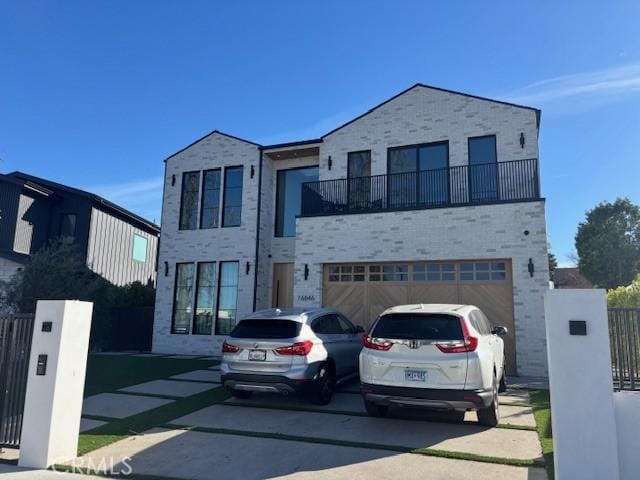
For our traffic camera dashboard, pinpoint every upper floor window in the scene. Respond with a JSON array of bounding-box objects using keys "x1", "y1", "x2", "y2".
[
  {"x1": 275, "y1": 166, "x2": 319, "y2": 237},
  {"x1": 347, "y1": 151, "x2": 371, "y2": 178},
  {"x1": 59, "y1": 213, "x2": 77, "y2": 243},
  {"x1": 222, "y1": 167, "x2": 243, "y2": 227},
  {"x1": 468, "y1": 135, "x2": 497, "y2": 202},
  {"x1": 387, "y1": 142, "x2": 449, "y2": 207},
  {"x1": 132, "y1": 234, "x2": 148, "y2": 263},
  {"x1": 179, "y1": 172, "x2": 200, "y2": 230},
  {"x1": 200, "y1": 169, "x2": 221, "y2": 229}
]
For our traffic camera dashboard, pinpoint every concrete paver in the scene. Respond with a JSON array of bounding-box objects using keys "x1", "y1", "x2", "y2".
[
  {"x1": 80, "y1": 418, "x2": 107, "y2": 432},
  {"x1": 73, "y1": 428, "x2": 547, "y2": 480},
  {"x1": 171, "y1": 404, "x2": 542, "y2": 460},
  {"x1": 118, "y1": 380, "x2": 216, "y2": 398},
  {"x1": 169, "y1": 370, "x2": 221, "y2": 383},
  {"x1": 82, "y1": 393, "x2": 172, "y2": 419}
]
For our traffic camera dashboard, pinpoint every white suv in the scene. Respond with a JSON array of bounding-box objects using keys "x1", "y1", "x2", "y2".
[{"x1": 359, "y1": 304, "x2": 507, "y2": 426}]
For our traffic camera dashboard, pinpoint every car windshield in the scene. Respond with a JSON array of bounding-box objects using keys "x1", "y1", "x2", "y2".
[
  {"x1": 231, "y1": 319, "x2": 301, "y2": 339},
  {"x1": 371, "y1": 313, "x2": 463, "y2": 340}
]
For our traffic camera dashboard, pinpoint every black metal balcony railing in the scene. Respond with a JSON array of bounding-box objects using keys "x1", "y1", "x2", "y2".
[{"x1": 301, "y1": 158, "x2": 540, "y2": 217}]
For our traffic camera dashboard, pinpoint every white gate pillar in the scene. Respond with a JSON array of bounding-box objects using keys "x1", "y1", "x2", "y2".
[
  {"x1": 18, "y1": 300, "x2": 93, "y2": 469},
  {"x1": 544, "y1": 289, "x2": 619, "y2": 480}
]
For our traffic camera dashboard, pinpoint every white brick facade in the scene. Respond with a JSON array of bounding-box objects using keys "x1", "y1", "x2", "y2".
[{"x1": 152, "y1": 84, "x2": 549, "y2": 376}]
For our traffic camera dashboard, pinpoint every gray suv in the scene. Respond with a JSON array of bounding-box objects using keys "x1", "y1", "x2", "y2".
[{"x1": 220, "y1": 308, "x2": 364, "y2": 405}]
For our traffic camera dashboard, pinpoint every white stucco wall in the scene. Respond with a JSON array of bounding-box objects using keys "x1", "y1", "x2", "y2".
[
  {"x1": 295, "y1": 200, "x2": 549, "y2": 377},
  {"x1": 614, "y1": 391, "x2": 640, "y2": 480},
  {"x1": 153, "y1": 132, "x2": 261, "y2": 355}
]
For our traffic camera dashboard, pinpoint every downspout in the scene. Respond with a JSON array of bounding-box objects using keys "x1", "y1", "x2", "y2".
[{"x1": 252, "y1": 147, "x2": 264, "y2": 311}]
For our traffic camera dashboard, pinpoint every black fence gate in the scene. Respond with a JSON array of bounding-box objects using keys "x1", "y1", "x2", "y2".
[
  {"x1": 0, "y1": 314, "x2": 35, "y2": 448},
  {"x1": 110, "y1": 306, "x2": 154, "y2": 352},
  {"x1": 608, "y1": 308, "x2": 640, "y2": 391}
]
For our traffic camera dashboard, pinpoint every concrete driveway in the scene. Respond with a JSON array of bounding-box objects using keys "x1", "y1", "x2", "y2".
[{"x1": 70, "y1": 376, "x2": 547, "y2": 480}]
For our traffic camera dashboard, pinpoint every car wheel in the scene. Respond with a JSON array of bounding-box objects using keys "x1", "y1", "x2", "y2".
[
  {"x1": 363, "y1": 398, "x2": 389, "y2": 417},
  {"x1": 228, "y1": 388, "x2": 253, "y2": 400},
  {"x1": 308, "y1": 364, "x2": 335, "y2": 405},
  {"x1": 477, "y1": 373, "x2": 500, "y2": 427}
]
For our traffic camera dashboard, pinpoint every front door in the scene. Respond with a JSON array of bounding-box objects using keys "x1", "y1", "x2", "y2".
[{"x1": 272, "y1": 263, "x2": 294, "y2": 308}]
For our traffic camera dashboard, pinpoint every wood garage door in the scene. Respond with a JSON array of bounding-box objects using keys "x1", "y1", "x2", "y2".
[{"x1": 323, "y1": 260, "x2": 518, "y2": 375}]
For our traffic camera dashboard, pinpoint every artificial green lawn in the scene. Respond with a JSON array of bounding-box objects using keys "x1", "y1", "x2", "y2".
[
  {"x1": 530, "y1": 389, "x2": 554, "y2": 479},
  {"x1": 84, "y1": 354, "x2": 219, "y2": 397}
]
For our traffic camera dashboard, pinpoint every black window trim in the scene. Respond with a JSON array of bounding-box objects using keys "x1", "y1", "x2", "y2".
[
  {"x1": 467, "y1": 134, "x2": 498, "y2": 166},
  {"x1": 221, "y1": 165, "x2": 244, "y2": 228},
  {"x1": 215, "y1": 260, "x2": 240, "y2": 335},
  {"x1": 274, "y1": 164, "x2": 320, "y2": 238},
  {"x1": 178, "y1": 171, "x2": 201, "y2": 231},
  {"x1": 171, "y1": 262, "x2": 195, "y2": 335},
  {"x1": 386, "y1": 140, "x2": 451, "y2": 205},
  {"x1": 347, "y1": 150, "x2": 372, "y2": 179},
  {"x1": 192, "y1": 261, "x2": 216, "y2": 336},
  {"x1": 58, "y1": 212, "x2": 77, "y2": 238},
  {"x1": 199, "y1": 168, "x2": 222, "y2": 230}
]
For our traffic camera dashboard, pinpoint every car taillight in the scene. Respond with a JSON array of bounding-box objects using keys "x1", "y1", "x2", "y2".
[
  {"x1": 222, "y1": 340, "x2": 239, "y2": 353},
  {"x1": 275, "y1": 340, "x2": 313, "y2": 356},
  {"x1": 435, "y1": 317, "x2": 478, "y2": 353},
  {"x1": 362, "y1": 334, "x2": 393, "y2": 351}
]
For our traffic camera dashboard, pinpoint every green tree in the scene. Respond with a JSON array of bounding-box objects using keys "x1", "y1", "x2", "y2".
[
  {"x1": 548, "y1": 252, "x2": 558, "y2": 275},
  {"x1": 575, "y1": 198, "x2": 640, "y2": 289}
]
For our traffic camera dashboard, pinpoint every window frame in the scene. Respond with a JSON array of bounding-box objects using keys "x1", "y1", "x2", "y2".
[
  {"x1": 192, "y1": 261, "x2": 216, "y2": 335},
  {"x1": 274, "y1": 165, "x2": 320, "y2": 238},
  {"x1": 215, "y1": 260, "x2": 239, "y2": 335},
  {"x1": 199, "y1": 169, "x2": 222, "y2": 229},
  {"x1": 132, "y1": 234, "x2": 148, "y2": 263},
  {"x1": 171, "y1": 262, "x2": 196, "y2": 335},
  {"x1": 467, "y1": 135, "x2": 498, "y2": 166},
  {"x1": 347, "y1": 150, "x2": 372, "y2": 179},
  {"x1": 59, "y1": 213, "x2": 77, "y2": 239},
  {"x1": 221, "y1": 166, "x2": 243, "y2": 228},
  {"x1": 178, "y1": 171, "x2": 201, "y2": 231}
]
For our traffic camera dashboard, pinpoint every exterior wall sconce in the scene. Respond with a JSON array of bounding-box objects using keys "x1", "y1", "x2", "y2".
[
  {"x1": 528, "y1": 258, "x2": 535, "y2": 277},
  {"x1": 164, "y1": 261, "x2": 169, "y2": 277},
  {"x1": 246, "y1": 262, "x2": 251, "y2": 275},
  {"x1": 250, "y1": 165, "x2": 255, "y2": 178},
  {"x1": 519, "y1": 132, "x2": 525, "y2": 149},
  {"x1": 171, "y1": 174, "x2": 176, "y2": 186},
  {"x1": 327, "y1": 156, "x2": 332, "y2": 170},
  {"x1": 304, "y1": 264, "x2": 309, "y2": 280}
]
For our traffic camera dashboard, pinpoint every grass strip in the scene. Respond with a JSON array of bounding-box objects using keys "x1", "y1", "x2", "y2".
[
  {"x1": 165, "y1": 423, "x2": 544, "y2": 468},
  {"x1": 78, "y1": 386, "x2": 229, "y2": 456},
  {"x1": 530, "y1": 389, "x2": 554, "y2": 480},
  {"x1": 223, "y1": 400, "x2": 537, "y2": 431},
  {"x1": 84, "y1": 354, "x2": 219, "y2": 397}
]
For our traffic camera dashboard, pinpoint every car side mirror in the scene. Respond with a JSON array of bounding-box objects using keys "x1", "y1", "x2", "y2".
[
  {"x1": 492, "y1": 326, "x2": 508, "y2": 336},
  {"x1": 354, "y1": 325, "x2": 365, "y2": 333}
]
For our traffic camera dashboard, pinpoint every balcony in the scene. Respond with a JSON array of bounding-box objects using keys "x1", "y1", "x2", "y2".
[{"x1": 300, "y1": 158, "x2": 540, "y2": 217}]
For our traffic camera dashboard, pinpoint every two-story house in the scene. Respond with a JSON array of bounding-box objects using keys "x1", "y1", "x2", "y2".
[
  {"x1": 0, "y1": 171, "x2": 160, "y2": 287},
  {"x1": 153, "y1": 84, "x2": 549, "y2": 377}
]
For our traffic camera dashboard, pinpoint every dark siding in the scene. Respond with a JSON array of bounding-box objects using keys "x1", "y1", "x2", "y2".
[
  {"x1": 0, "y1": 180, "x2": 21, "y2": 251},
  {"x1": 46, "y1": 195, "x2": 93, "y2": 260}
]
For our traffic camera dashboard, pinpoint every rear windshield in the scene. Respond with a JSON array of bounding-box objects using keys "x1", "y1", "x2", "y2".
[
  {"x1": 371, "y1": 314, "x2": 463, "y2": 340},
  {"x1": 230, "y1": 319, "x2": 301, "y2": 339}
]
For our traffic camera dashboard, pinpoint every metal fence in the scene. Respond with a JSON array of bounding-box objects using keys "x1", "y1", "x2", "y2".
[
  {"x1": 608, "y1": 308, "x2": 640, "y2": 391},
  {"x1": 110, "y1": 306, "x2": 154, "y2": 352},
  {"x1": 0, "y1": 314, "x2": 35, "y2": 447},
  {"x1": 301, "y1": 158, "x2": 540, "y2": 217}
]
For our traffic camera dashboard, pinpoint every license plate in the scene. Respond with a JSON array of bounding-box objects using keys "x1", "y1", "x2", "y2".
[
  {"x1": 405, "y1": 369, "x2": 427, "y2": 382},
  {"x1": 248, "y1": 349, "x2": 266, "y2": 361}
]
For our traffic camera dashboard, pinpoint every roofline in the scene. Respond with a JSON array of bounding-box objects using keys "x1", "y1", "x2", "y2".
[
  {"x1": 261, "y1": 138, "x2": 323, "y2": 151},
  {"x1": 321, "y1": 83, "x2": 541, "y2": 139},
  {"x1": 164, "y1": 129, "x2": 261, "y2": 162},
  {"x1": 7, "y1": 171, "x2": 160, "y2": 234}
]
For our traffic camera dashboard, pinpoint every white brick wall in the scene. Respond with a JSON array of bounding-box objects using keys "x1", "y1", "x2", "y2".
[
  {"x1": 153, "y1": 132, "x2": 261, "y2": 355},
  {"x1": 293, "y1": 201, "x2": 549, "y2": 377}
]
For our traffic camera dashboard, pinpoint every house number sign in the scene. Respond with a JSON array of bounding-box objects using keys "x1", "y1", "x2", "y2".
[{"x1": 297, "y1": 295, "x2": 315, "y2": 302}]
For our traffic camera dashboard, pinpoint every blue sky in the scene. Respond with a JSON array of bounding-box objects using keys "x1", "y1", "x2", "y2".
[{"x1": 1, "y1": 1, "x2": 639, "y2": 266}]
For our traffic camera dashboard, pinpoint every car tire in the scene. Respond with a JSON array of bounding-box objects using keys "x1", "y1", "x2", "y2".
[
  {"x1": 477, "y1": 373, "x2": 500, "y2": 427},
  {"x1": 498, "y1": 367, "x2": 507, "y2": 393},
  {"x1": 363, "y1": 399, "x2": 389, "y2": 417},
  {"x1": 228, "y1": 388, "x2": 253, "y2": 400},
  {"x1": 308, "y1": 363, "x2": 335, "y2": 405}
]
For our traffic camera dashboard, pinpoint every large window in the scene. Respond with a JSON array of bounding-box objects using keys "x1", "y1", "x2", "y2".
[
  {"x1": 216, "y1": 261, "x2": 239, "y2": 335},
  {"x1": 179, "y1": 172, "x2": 200, "y2": 230},
  {"x1": 275, "y1": 166, "x2": 319, "y2": 237},
  {"x1": 468, "y1": 135, "x2": 498, "y2": 202},
  {"x1": 172, "y1": 263, "x2": 195, "y2": 334},
  {"x1": 200, "y1": 169, "x2": 221, "y2": 229},
  {"x1": 193, "y1": 262, "x2": 215, "y2": 335},
  {"x1": 347, "y1": 151, "x2": 371, "y2": 210},
  {"x1": 388, "y1": 142, "x2": 449, "y2": 207},
  {"x1": 222, "y1": 167, "x2": 243, "y2": 227},
  {"x1": 132, "y1": 234, "x2": 148, "y2": 263}
]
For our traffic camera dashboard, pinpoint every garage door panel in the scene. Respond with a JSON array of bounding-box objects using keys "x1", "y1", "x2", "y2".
[{"x1": 408, "y1": 284, "x2": 459, "y2": 304}]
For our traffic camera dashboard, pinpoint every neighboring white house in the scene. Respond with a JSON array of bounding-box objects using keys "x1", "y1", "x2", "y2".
[{"x1": 152, "y1": 84, "x2": 549, "y2": 377}]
